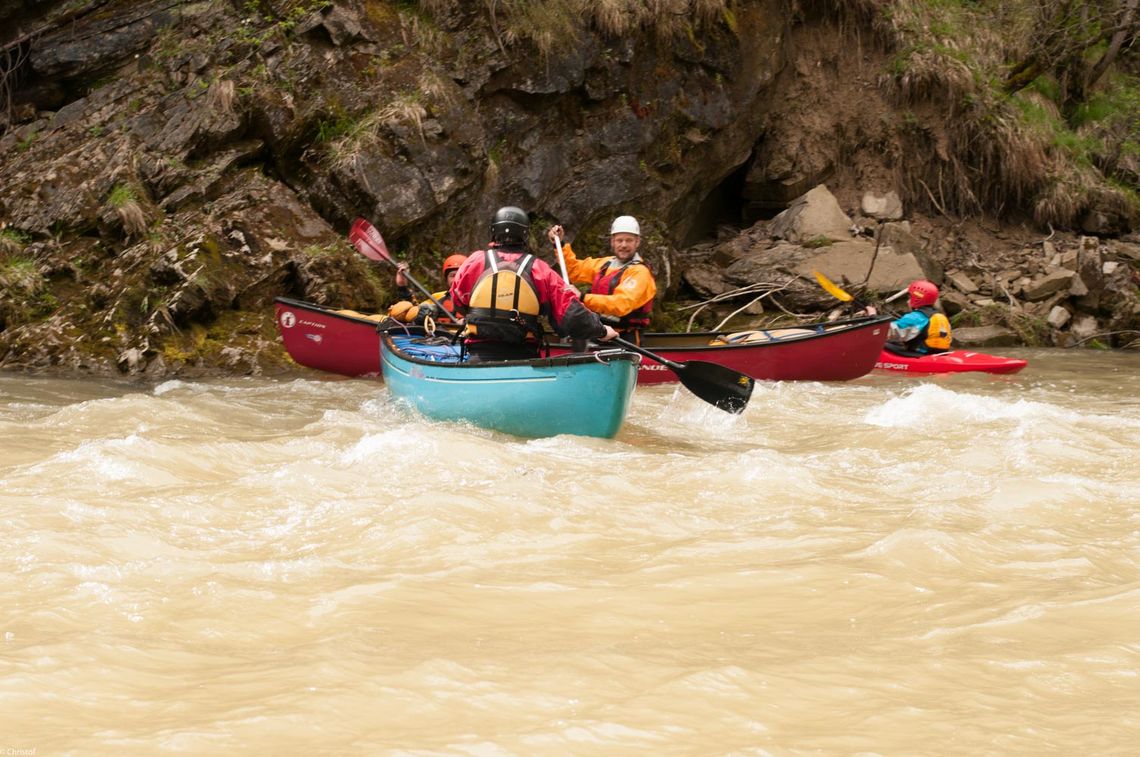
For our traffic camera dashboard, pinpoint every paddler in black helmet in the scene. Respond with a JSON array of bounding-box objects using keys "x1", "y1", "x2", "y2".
[{"x1": 449, "y1": 206, "x2": 618, "y2": 362}]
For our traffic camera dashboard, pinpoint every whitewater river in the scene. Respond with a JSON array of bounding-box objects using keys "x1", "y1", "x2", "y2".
[{"x1": 2, "y1": 348, "x2": 1138, "y2": 754}]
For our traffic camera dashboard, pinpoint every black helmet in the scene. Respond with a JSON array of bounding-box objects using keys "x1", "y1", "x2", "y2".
[{"x1": 489, "y1": 206, "x2": 529, "y2": 246}]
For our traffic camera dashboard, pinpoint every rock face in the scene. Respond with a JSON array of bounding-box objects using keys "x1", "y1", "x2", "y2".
[
  {"x1": 0, "y1": 1, "x2": 1137, "y2": 377},
  {"x1": 770, "y1": 185, "x2": 854, "y2": 244}
]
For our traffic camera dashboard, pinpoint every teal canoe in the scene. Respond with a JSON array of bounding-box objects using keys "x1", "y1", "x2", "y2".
[{"x1": 380, "y1": 330, "x2": 641, "y2": 438}]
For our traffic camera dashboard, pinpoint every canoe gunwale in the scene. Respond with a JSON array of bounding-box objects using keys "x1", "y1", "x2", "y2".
[
  {"x1": 381, "y1": 329, "x2": 641, "y2": 371},
  {"x1": 274, "y1": 295, "x2": 391, "y2": 327},
  {"x1": 632, "y1": 315, "x2": 895, "y2": 352}
]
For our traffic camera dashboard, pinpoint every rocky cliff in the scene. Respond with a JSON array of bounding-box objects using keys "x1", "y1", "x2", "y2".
[{"x1": 1, "y1": 0, "x2": 1137, "y2": 376}]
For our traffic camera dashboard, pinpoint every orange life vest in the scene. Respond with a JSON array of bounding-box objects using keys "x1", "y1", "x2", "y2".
[
  {"x1": 920, "y1": 307, "x2": 952, "y2": 352},
  {"x1": 592, "y1": 259, "x2": 652, "y2": 330}
]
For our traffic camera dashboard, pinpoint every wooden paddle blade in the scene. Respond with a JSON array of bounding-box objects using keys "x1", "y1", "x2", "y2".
[
  {"x1": 675, "y1": 360, "x2": 755, "y2": 414},
  {"x1": 813, "y1": 270, "x2": 853, "y2": 302}
]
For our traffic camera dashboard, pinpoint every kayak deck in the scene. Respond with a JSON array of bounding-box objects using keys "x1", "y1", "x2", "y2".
[{"x1": 874, "y1": 349, "x2": 1028, "y2": 375}]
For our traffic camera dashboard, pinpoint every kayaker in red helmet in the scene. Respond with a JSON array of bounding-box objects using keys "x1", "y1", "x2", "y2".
[
  {"x1": 388, "y1": 253, "x2": 469, "y2": 325},
  {"x1": 866, "y1": 279, "x2": 952, "y2": 355}
]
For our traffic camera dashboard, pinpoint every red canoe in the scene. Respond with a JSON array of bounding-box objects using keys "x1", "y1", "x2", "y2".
[
  {"x1": 549, "y1": 318, "x2": 893, "y2": 383},
  {"x1": 874, "y1": 349, "x2": 1028, "y2": 375},
  {"x1": 276, "y1": 296, "x2": 894, "y2": 382},
  {"x1": 275, "y1": 297, "x2": 388, "y2": 377}
]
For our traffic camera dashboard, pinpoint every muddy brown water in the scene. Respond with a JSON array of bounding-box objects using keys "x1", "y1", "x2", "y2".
[{"x1": 3, "y1": 348, "x2": 1138, "y2": 753}]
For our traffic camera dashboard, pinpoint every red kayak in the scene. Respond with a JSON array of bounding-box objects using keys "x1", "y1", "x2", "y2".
[{"x1": 874, "y1": 349, "x2": 1028, "y2": 375}]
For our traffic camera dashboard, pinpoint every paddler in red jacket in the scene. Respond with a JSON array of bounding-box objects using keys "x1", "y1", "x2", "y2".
[
  {"x1": 546, "y1": 215, "x2": 657, "y2": 345},
  {"x1": 449, "y1": 206, "x2": 618, "y2": 362}
]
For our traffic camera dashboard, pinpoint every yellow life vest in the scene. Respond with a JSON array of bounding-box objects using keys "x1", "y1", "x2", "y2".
[
  {"x1": 924, "y1": 311, "x2": 952, "y2": 351},
  {"x1": 466, "y1": 250, "x2": 542, "y2": 343}
]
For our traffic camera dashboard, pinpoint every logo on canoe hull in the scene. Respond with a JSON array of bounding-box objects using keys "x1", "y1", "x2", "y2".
[{"x1": 280, "y1": 311, "x2": 296, "y2": 328}]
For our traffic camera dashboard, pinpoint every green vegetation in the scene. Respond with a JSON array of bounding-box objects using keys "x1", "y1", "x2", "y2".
[
  {"x1": 952, "y1": 303, "x2": 1052, "y2": 346},
  {"x1": 321, "y1": 92, "x2": 429, "y2": 167},
  {"x1": 835, "y1": 0, "x2": 1140, "y2": 226},
  {"x1": 648, "y1": 300, "x2": 694, "y2": 333},
  {"x1": 302, "y1": 243, "x2": 340, "y2": 257},
  {"x1": 0, "y1": 228, "x2": 31, "y2": 257},
  {"x1": 951, "y1": 303, "x2": 1009, "y2": 328},
  {"x1": 416, "y1": 0, "x2": 733, "y2": 57},
  {"x1": 107, "y1": 184, "x2": 137, "y2": 208},
  {"x1": 106, "y1": 185, "x2": 151, "y2": 238},
  {"x1": 1008, "y1": 312, "x2": 1052, "y2": 346},
  {"x1": 236, "y1": 0, "x2": 333, "y2": 49},
  {"x1": 0, "y1": 256, "x2": 41, "y2": 293}
]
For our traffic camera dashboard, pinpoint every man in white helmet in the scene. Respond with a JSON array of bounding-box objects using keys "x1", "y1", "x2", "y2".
[{"x1": 546, "y1": 215, "x2": 657, "y2": 345}]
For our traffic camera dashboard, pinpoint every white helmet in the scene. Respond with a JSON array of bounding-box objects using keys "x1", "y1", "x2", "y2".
[{"x1": 609, "y1": 215, "x2": 640, "y2": 236}]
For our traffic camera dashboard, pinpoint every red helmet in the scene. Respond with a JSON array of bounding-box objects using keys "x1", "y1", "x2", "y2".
[
  {"x1": 442, "y1": 254, "x2": 467, "y2": 275},
  {"x1": 908, "y1": 280, "x2": 939, "y2": 308}
]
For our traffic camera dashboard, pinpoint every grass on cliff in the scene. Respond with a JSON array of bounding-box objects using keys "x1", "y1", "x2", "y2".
[
  {"x1": 1, "y1": 227, "x2": 31, "y2": 257},
  {"x1": 0, "y1": 256, "x2": 39, "y2": 292},
  {"x1": 416, "y1": 0, "x2": 733, "y2": 55},
  {"x1": 317, "y1": 90, "x2": 431, "y2": 168},
  {"x1": 830, "y1": 0, "x2": 1140, "y2": 227}
]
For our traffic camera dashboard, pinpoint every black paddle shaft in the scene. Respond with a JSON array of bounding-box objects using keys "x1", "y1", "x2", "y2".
[
  {"x1": 349, "y1": 222, "x2": 460, "y2": 322},
  {"x1": 613, "y1": 337, "x2": 754, "y2": 414}
]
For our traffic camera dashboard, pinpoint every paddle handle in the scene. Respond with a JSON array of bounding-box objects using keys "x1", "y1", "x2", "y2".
[
  {"x1": 884, "y1": 288, "x2": 909, "y2": 304},
  {"x1": 553, "y1": 231, "x2": 615, "y2": 344},
  {"x1": 350, "y1": 218, "x2": 461, "y2": 322},
  {"x1": 552, "y1": 233, "x2": 571, "y2": 284},
  {"x1": 862, "y1": 288, "x2": 909, "y2": 317}
]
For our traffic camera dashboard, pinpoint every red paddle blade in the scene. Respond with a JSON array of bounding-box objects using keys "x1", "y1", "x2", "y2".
[{"x1": 349, "y1": 218, "x2": 393, "y2": 263}]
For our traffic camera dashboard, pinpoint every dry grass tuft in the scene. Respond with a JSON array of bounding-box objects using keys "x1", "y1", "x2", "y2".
[
  {"x1": 207, "y1": 79, "x2": 237, "y2": 115},
  {"x1": 1037, "y1": 178, "x2": 1137, "y2": 230},
  {"x1": 0, "y1": 256, "x2": 41, "y2": 292},
  {"x1": 1033, "y1": 176, "x2": 1085, "y2": 229},
  {"x1": 117, "y1": 200, "x2": 150, "y2": 239},
  {"x1": 399, "y1": 9, "x2": 447, "y2": 57},
  {"x1": 328, "y1": 96, "x2": 430, "y2": 170},
  {"x1": 480, "y1": 0, "x2": 733, "y2": 55},
  {"x1": 0, "y1": 228, "x2": 28, "y2": 258}
]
